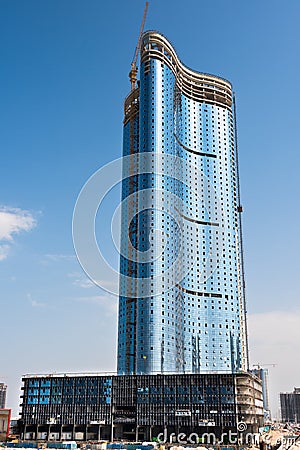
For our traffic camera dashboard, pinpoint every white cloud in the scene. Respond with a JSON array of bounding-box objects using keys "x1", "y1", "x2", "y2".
[
  {"x1": 248, "y1": 310, "x2": 300, "y2": 418},
  {"x1": 0, "y1": 206, "x2": 36, "y2": 241},
  {"x1": 74, "y1": 278, "x2": 95, "y2": 288},
  {"x1": 45, "y1": 254, "x2": 76, "y2": 261},
  {"x1": 0, "y1": 244, "x2": 10, "y2": 261},
  {"x1": 0, "y1": 206, "x2": 36, "y2": 260},
  {"x1": 40, "y1": 254, "x2": 77, "y2": 266},
  {"x1": 68, "y1": 272, "x2": 118, "y2": 292},
  {"x1": 76, "y1": 294, "x2": 118, "y2": 316},
  {"x1": 68, "y1": 272, "x2": 97, "y2": 289},
  {"x1": 40, "y1": 253, "x2": 76, "y2": 266},
  {"x1": 27, "y1": 293, "x2": 46, "y2": 308}
]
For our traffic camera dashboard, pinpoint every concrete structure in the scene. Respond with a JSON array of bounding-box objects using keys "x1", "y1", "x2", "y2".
[
  {"x1": 235, "y1": 373, "x2": 265, "y2": 427},
  {"x1": 280, "y1": 388, "x2": 300, "y2": 423},
  {"x1": 0, "y1": 383, "x2": 7, "y2": 409},
  {"x1": 118, "y1": 31, "x2": 248, "y2": 375},
  {"x1": 20, "y1": 372, "x2": 263, "y2": 442},
  {"x1": 251, "y1": 368, "x2": 270, "y2": 419}
]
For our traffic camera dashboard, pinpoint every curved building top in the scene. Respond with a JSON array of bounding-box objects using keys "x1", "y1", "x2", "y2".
[{"x1": 141, "y1": 31, "x2": 233, "y2": 110}]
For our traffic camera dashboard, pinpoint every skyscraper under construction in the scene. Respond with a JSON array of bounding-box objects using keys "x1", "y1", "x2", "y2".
[
  {"x1": 117, "y1": 31, "x2": 249, "y2": 375},
  {"x1": 19, "y1": 26, "x2": 264, "y2": 445}
]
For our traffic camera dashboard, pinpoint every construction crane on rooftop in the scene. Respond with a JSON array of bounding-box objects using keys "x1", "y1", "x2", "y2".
[{"x1": 129, "y1": 1, "x2": 149, "y2": 91}]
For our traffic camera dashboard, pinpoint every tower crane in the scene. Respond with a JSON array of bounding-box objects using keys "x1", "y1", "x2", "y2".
[{"x1": 129, "y1": 1, "x2": 149, "y2": 91}]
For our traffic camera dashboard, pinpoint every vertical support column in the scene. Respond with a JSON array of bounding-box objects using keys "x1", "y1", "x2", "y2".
[
  {"x1": 22, "y1": 424, "x2": 26, "y2": 440},
  {"x1": 110, "y1": 378, "x2": 114, "y2": 442},
  {"x1": 110, "y1": 422, "x2": 114, "y2": 442}
]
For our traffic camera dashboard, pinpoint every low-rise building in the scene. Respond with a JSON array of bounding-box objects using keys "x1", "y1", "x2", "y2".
[
  {"x1": 250, "y1": 368, "x2": 270, "y2": 420},
  {"x1": 19, "y1": 372, "x2": 263, "y2": 442}
]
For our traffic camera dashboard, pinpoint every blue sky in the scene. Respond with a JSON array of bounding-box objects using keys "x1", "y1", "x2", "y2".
[{"x1": 0, "y1": 0, "x2": 299, "y2": 417}]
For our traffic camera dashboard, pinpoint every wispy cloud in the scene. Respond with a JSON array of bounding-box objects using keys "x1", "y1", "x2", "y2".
[
  {"x1": 0, "y1": 206, "x2": 36, "y2": 260},
  {"x1": 45, "y1": 254, "x2": 76, "y2": 261},
  {"x1": 27, "y1": 293, "x2": 46, "y2": 308},
  {"x1": 0, "y1": 244, "x2": 10, "y2": 261},
  {"x1": 73, "y1": 278, "x2": 95, "y2": 289},
  {"x1": 68, "y1": 272, "x2": 118, "y2": 292},
  {"x1": 40, "y1": 253, "x2": 77, "y2": 266},
  {"x1": 68, "y1": 272, "x2": 96, "y2": 289},
  {"x1": 75, "y1": 294, "x2": 118, "y2": 316}
]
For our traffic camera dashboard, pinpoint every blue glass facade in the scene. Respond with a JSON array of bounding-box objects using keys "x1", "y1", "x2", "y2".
[
  {"x1": 25, "y1": 376, "x2": 112, "y2": 407},
  {"x1": 118, "y1": 32, "x2": 248, "y2": 375}
]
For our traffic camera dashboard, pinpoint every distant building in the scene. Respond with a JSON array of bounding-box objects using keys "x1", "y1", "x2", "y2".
[
  {"x1": 20, "y1": 372, "x2": 264, "y2": 441},
  {"x1": 9, "y1": 418, "x2": 20, "y2": 438},
  {"x1": 251, "y1": 368, "x2": 270, "y2": 419},
  {"x1": 0, "y1": 409, "x2": 11, "y2": 441},
  {"x1": 0, "y1": 384, "x2": 7, "y2": 409},
  {"x1": 280, "y1": 388, "x2": 300, "y2": 423}
]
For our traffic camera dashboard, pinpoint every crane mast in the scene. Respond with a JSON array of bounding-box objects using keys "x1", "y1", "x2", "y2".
[{"x1": 129, "y1": 1, "x2": 149, "y2": 91}]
